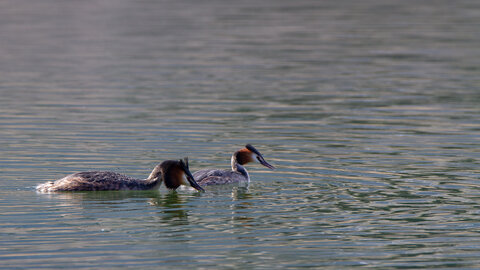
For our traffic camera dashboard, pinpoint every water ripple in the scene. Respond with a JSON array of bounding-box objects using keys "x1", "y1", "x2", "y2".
[{"x1": 2, "y1": 0, "x2": 480, "y2": 268}]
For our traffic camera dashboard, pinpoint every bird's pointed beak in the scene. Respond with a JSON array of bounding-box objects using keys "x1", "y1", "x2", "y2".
[
  {"x1": 246, "y1": 144, "x2": 275, "y2": 170},
  {"x1": 180, "y1": 157, "x2": 204, "y2": 192},
  {"x1": 184, "y1": 169, "x2": 205, "y2": 192},
  {"x1": 258, "y1": 155, "x2": 275, "y2": 170}
]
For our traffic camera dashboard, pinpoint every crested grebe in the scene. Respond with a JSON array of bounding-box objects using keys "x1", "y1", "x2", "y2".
[
  {"x1": 193, "y1": 144, "x2": 275, "y2": 186},
  {"x1": 36, "y1": 158, "x2": 204, "y2": 192}
]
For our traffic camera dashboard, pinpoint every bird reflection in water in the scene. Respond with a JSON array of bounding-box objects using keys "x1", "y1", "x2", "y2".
[
  {"x1": 148, "y1": 192, "x2": 189, "y2": 222},
  {"x1": 230, "y1": 187, "x2": 255, "y2": 227}
]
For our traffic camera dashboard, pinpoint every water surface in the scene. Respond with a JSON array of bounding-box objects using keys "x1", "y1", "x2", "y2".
[{"x1": 1, "y1": 0, "x2": 480, "y2": 268}]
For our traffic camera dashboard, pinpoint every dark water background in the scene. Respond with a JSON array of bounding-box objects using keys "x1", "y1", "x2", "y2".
[{"x1": 1, "y1": 0, "x2": 480, "y2": 268}]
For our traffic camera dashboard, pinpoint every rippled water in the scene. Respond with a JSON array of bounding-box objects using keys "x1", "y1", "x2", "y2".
[{"x1": 1, "y1": 0, "x2": 480, "y2": 268}]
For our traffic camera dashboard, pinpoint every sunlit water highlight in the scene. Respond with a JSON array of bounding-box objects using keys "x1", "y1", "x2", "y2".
[{"x1": 1, "y1": 0, "x2": 480, "y2": 268}]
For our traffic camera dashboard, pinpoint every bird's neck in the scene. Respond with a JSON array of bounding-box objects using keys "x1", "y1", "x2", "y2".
[
  {"x1": 231, "y1": 155, "x2": 250, "y2": 182},
  {"x1": 145, "y1": 176, "x2": 163, "y2": 189},
  {"x1": 146, "y1": 166, "x2": 163, "y2": 189}
]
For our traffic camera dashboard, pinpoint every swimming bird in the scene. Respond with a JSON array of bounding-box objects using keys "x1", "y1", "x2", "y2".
[
  {"x1": 36, "y1": 158, "x2": 204, "y2": 192},
  {"x1": 193, "y1": 144, "x2": 275, "y2": 186}
]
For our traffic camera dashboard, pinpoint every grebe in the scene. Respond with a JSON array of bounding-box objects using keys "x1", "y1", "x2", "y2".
[
  {"x1": 36, "y1": 158, "x2": 204, "y2": 192},
  {"x1": 193, "y1": 144, "x2": 275, "y2": 186}
]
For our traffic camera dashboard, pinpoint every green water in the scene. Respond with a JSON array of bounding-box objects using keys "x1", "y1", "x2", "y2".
[{"x1": 1, "y1": 0, "x2": 480, "y2": 268}]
